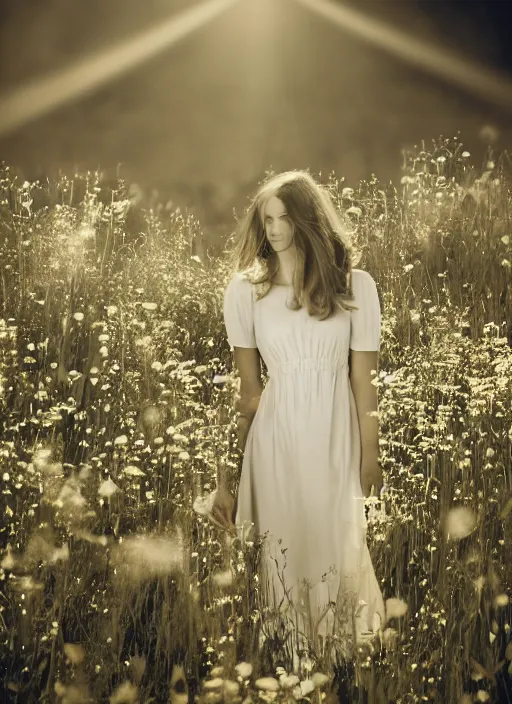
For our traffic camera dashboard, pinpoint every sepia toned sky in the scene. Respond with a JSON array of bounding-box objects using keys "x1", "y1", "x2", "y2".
[{"x1": 0, "y1": 0, "x2": 511, "y2": 231}]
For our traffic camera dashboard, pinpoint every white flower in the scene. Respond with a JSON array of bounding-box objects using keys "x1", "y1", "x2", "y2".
[
  {"x1": 203, "y1": 678, "x2": 224, "y2": 689},
  {"x1": 122, "y1": 465, "x2": 145, "y2": 477},
  {"x1": 279, "y1": 674, "x2": 299, "y2": 689},
  {"x1": 312, "y1": 672, "x2": 329, "y2": 688},
  {"x1": 98, "y1": 478, "x2": 121, "y2": 498},
  {"x1": 212, "y1": 569, "x2": 234, "y2": 587},
  {"x1": 444, "y1": 506, "x2": 477, "y2": 541},
  {"x1": 254, "y1": 677, "x2": 279, "y2": 691},
  {"x1": 64, "y1": 643, "x2": 85, "y2": 665},
  {"x1": 234, "y1": 662, "x2": 253, "y2": 679},
  {"x1": 300, "y1": 679, "x2": 315, "y2": 696},
  {"x1": 193, "y1": 491, "x2": 216, "y2": 516},
  {"x1": 385, "y1": 598, "x2": 408, "y2": 621}
]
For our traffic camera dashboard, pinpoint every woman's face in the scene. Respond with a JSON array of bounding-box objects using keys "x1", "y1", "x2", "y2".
[{"x1": 262, "y1": 196, "x2": 294, "y2": 252}]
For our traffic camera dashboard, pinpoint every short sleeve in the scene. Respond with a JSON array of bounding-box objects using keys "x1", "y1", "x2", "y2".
[
  {"x1": 349, "y1": 269, "x2": 381, "y2": 352},
  {"x1": 223, "y1": 274, "x2": 257, "y2": 350}
]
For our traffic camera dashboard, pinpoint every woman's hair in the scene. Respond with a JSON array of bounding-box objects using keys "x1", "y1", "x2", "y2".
[{"x1": 224, "y1": 170, "x2": 361, "y2": 321}]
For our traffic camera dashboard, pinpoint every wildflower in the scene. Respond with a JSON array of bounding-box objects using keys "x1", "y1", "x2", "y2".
[
  {"x1": 111, "y1": 534, "x2": 184, "y2": 583},
  {"x1": 494, "y1": 594, "x2": 509, "y2": 607},
  {"x1": 122, "y1": 466, "x2": 145, "y2": 477},
  {"x1": 73, "y1": 313, "x2": 84, "y2": 321},
  {"x1": 141, "y1": 302, "x2": 158, "y2": 311},
  {"x1": 64, "y1": 643, "x2": 85, "y2": 665},
  {"x1": 279, "y1": 674, "x2": 299, "y2": 689},
  {"x1": 300, "y1": 680, "x2": 315, "y2": 696},
  {"x1": 98, "y1": 478, "x2": 121, "y2": 498},
  {"x1": 234, "y1": 662, "x2": 253, "y2": 679},
  {"x1": 110, "y1": 682, "x2": 138, "y2": 704},
  {"x1": 203, "y1": 678, "x2": 224, "y2": 689},
  {"x1": 114, "y1": 435, "x2": 128, "y2": 446},
  {"x1": 385, "y1": 598, "x2": 408, "y2": 621},
  {"x1": 444, "y1": 506, "x2": 476, "y2": 541},
  {"x1": 254, "y1": 677, "x2": 279, "y2": 692},
  {"x1": 212, "y1": 569, "x2": 234, "y2": 587}
]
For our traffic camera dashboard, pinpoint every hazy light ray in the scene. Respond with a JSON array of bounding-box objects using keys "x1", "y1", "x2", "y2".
[
  {"x1": 0, "y1": 0, "x2": 239, "y2": 137},
  {"x1": 294, "y1": 0, "x2": 512, "y2": 114}
]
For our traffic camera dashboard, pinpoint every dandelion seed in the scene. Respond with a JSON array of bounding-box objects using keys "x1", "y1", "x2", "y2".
[
  {"x1": 473, "y1": 576, "x2": 486, "y2": 594},
  {"x1": 234, "y1": 662, "x2": 253, "y2": 679},
  {"x1": 129, "y1": 655, "x2": 146, "y2": 684},
  {"x1": 151, "y1": 361, "x2": 163, "y2": 371},
  {"x1": 254, "y1": 677, "x2": 279, "y2": 692},
  {"x1": 279, "y1": 674, "x2": 299, "y2": 689},
  {"x1": 346, "y1": 206, "x2": 362, "y2": 218},
  {"x1": 495, "y1": 594, "x2": 509, "y2": 607},
  {"x1": 311, "y1": 672, "x2": 329, "y2": 687},
  {"x1": 193, "y1": 492, "x2": 216, "y2": 516},
  {"x1": 110, "y1": 682, "x2": 138, "y2": 704},
  {"x1": 212, "y1": 569, "x2": 234, "y2": 587},
  {"x1": 111, "y1": 534, "x2": 184, "y2": 583},
  {"x1": 300, "y1": 680, "x2": 315, "y2": 696},
  {"x1": 1, "y1": 545, "x2": 15, "y2": 570},
  {"x1": 50, "y1": 544, "x2": 70, "y2": 563},
  {"x1": 445, "y1": 506, "x2": 476, "y2": 541},
  {"x1": 203, "y1": 678, "x2": 224, "y2": 690},
  {"x1": 122, "y1": 466, "x2": 145, "y2": 477},
  {"x1": 64, "y1": 643, "x2": 85, "y2": 665},
  {"x1": 98, "y1": 478, "x2": 121, "y2": 498},
  {"x1": 385, "y1": 598, "x2": 408, "y2": 621},
  {"x1": 223, "y1": 680, "x2": 240, "y2": 696},
  {"x1": 462, "y1": 151, "x2": 470, "y2": 158}
]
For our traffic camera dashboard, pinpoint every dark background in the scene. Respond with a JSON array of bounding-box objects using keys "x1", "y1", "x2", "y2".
[{"x1": 1, "y1": 0, "x2": 511, "y2": 244}]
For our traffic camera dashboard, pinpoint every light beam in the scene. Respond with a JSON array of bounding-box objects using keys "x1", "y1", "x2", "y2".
[
  {"x1": 293, "y1": 0, "x2": 512, "y2": 114},
  {"x1": 0, "y1": 0, "x2": 239, "y2": 137}
]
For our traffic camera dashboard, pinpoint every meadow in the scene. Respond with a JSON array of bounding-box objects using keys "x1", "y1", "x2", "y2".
[{"x1": 0, "y1": 135, "x2": 511, "y2": 704}]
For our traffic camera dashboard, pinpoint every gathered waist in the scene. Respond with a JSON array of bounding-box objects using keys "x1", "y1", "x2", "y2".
[{"x1": 267, "y1": 355, "x2": 348, "y2": 377}]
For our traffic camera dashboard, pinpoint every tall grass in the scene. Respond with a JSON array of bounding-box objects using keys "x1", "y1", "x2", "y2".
[{"x1": 0, "y1": 136, "x2": 511, "y2": 703}]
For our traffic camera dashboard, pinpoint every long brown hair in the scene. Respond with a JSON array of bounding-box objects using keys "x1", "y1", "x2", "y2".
[{"x1": 224, "y1": 170, "x2": 361, "y2": 321}]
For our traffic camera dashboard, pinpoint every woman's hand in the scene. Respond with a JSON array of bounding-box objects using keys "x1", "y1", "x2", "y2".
[
  {"x1": 236, "y1": 415, "x2": 251, "y2": 452},
  {"x1": 210, "y1": 485, "x2": 236, "y2": 535},
  {"x1": 360, "y1": 459, "x2": 383, "y2": 498}
]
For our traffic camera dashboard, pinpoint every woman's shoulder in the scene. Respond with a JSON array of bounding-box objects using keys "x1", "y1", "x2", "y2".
[{"x1": 350, "y1": 268, "x2": 378, "y2": 289}]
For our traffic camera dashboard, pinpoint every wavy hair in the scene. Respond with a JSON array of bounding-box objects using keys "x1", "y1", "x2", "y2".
[{"x1": 224, "y1": 170, "x2": 362, "y2": 320}]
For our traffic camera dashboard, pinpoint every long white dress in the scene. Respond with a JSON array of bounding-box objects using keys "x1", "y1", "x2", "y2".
[{"x1": 223, "y1": 268, "x2": 385, "y2": 659}]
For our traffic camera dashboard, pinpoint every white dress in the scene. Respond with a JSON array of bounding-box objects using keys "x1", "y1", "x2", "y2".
[{"x1": 223, "y1": 268, "x2": 385, "y2": 658}]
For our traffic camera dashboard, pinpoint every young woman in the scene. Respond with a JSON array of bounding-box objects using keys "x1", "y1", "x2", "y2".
[{"x1": 217, "y1": 170, "x2": 385, "y2": 663}]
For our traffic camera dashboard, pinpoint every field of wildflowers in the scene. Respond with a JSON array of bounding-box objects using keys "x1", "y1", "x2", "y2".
[{"x1": 0, "y1": 136, "x2": 511, "y2": 704}]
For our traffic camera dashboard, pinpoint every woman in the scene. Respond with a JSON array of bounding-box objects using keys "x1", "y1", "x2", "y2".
[{"x1": 217, "y1": 170, "x2": 385, "y2": 663}]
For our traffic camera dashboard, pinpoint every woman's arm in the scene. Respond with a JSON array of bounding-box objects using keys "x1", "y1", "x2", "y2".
[
  {"x1": 219, "y1": 347, "x2": 263, "y2": 489},
  {"x1": 349, "y1": 349, "x2": 382, "y2": 495}
]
